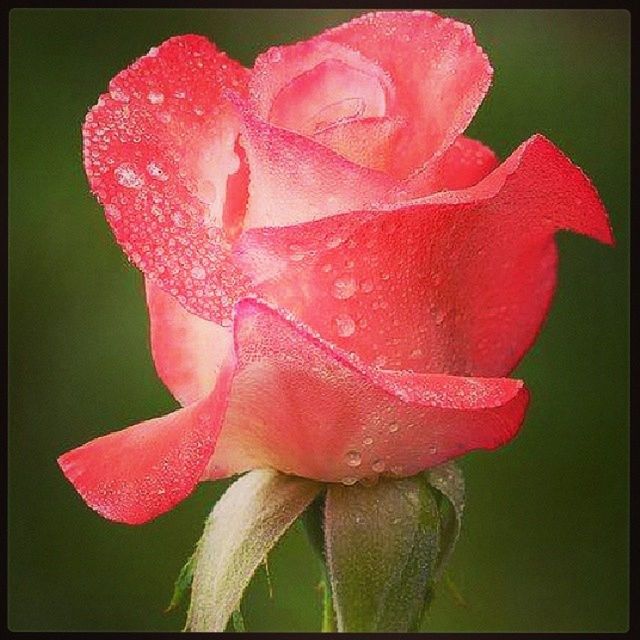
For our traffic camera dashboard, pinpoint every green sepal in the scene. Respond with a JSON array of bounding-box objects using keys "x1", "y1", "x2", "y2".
[
  {"x1": 324, "y1": 476, "x2": 441, "y2": 632},
  {"x1": 165, "y1": 551, "x2": 196, "y2": 613},
  {"x1": 231, "y1": 607, "x2": 246, "y2": 632},
  {"x1": 426, "y1": 461, "x2": 465, "y2": 579},
  {"x1": 184, "y1": 469, "x2": 321, "y2": 632}
]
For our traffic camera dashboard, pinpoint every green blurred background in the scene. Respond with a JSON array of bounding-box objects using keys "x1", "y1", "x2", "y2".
[{"x1": 8, "y1": 9, "x2": 629, "y2": 632}]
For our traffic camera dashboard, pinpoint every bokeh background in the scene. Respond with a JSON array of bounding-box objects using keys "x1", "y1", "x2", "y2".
[{"x1": 8, "y1": 9, "x2": 629, "y2": 632}]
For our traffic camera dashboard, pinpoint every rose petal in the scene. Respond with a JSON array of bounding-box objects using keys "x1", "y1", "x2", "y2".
[
  {"x1": 320, "y1": 10, "x2": 494, "y2": 177},
  {"x1": 146, "y1": 280, "x2": 233, "y2": 406},
  {"x1": 82, "y1": 35, "x2": 253, "y2": 324},
  {"x1": 58, "y1": 357, "x2": 235, "y2": 524},
  {"x1": 203, "y1": 298, "x2": 528, "y2": 483},
  {"x1": 312, "y1": 116, "x2": 405, "y2": 171},
  {"x1": 397, "y1": 135, "x2": 498, "y2": 197},
  {"x1": 236, "y1": 135, "x2": 613, "y2": 377},
  {"x1": 228, "y1": 94, "x2": 396, "y2": 228}
]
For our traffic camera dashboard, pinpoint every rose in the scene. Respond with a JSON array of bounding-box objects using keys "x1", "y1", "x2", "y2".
[{"x1": 59, "y1": 11, "x2": 612, "y2": 525}]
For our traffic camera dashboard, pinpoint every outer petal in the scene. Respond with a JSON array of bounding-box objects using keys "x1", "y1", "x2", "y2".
[
  {"x1": 235, "y1": 135, "x2": 613, "y2": 378},
  {"x1": 82, "y1": 35, "x2": 253, "y2": 324},
  {"x1": 320, "y1": 11, "x2": 494, "y2": 177},
  {"x1": 58, "y1": 357, "x2": 236, "y2": 525},
  {"x1": 146, "y1": 280, "x2": 232, "y2": 406},
  {"x1": 203, "y1": 299, "x2": 529, "y2": 483}
]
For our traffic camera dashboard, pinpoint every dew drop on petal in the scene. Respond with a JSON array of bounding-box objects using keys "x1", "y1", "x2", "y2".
[
  {"x1": 147, "y1": 161, "x2": 169, "y2": 181},
  {"x1": 372, "y1": 459, "x2": 385, "y2": 473},
  {"x1": 341, "y1": 476, "x2": 358, "y2": 486},
  {"x1": 362, "y1": 436, "x2": 374, "y2": 446},
  {"x1": 109, "y1": 87, "x2": 129, "y2": 102},
  {"x1": 104, "y1": 204, "x2": 121, "y2": 222},
  {"x1": 332, "y1": 276, "x2": 357, "y2": 300},
  {"x1": 345, "y1": 450, "x2": 362, "y2": 467},
  {"x1": 373, "y1": 355, "x2": 388, "y2": 368},
  {"x1": 360, "y1": 279, "x2": 374, "y2": 293},
  {"x1": 114, "y1": 163, "x2": 143, "y2": 188},
  {"x1": 388, "y1": 422, "x2": 399, "y2": 433},
  {"x1": 334, "y1": 313, "x2": 356, "y2": 338},
  {"x1": 190, "y1": 266, "x2": 206, "y2": 280},
  {"x1": 147, "y1": 90, "x2": 164, "y2": 105}
]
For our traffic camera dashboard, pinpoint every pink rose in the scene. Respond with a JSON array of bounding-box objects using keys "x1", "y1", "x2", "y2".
[{"x1": 60, "y1": 11, "x2": 612, "y2": 524}]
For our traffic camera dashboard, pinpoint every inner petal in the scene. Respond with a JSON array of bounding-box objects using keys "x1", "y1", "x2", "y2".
[{"x1": 268, "y1": 59, "x2": 388, "y2": 136}]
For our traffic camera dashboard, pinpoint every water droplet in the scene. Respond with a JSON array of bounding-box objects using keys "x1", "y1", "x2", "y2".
[
  {"x1": 388, "y1": 422, "x2": 399, "y2": 433},
  {"x1": 360, "y1": 279, "x2": 374, "y2": 293},
  {"x1": 373, "y1": 355, "x2": 388, "y2": 368},
  {"x1": 363, "y1": 436, "x2": 373, "y2": 446},
  {"x1": 146, "y1": 161, "x2": 168, "y2": 181},
  {"x1": 191, "y1": 266, "x2": 206, "y2": 280},
  {"x1": 372, "y1": 459, "x2": 385, "y2": 473},
  {"x1": 341, "y1": 476, "x2": 358, "y2": 486},
  {"x1": 321, "y1": 263, "x2": 333, "y2": 273},
  {"x1": 114, "y1": 163, "x2": 142, "y2": 188},
  {"x1": 332, "y1": 276, "x2": 356, "y2": 300},
  {"x1": 390, "y1": 464, "x2": 404, "y2": 476},
  {"x1": 326, "y1": 236, "x2": 343, "y2": 249},
  {"x1": 345, "y1": 450, "x2": 361, "y2": 467},
  {"x1": 288, "y1": 244, "x2": 306, "y2": 262},
  {"x1": 147, "y1": 90, "x2": 164, "y2": 105},
  {"x1": 109, "y1": 87, "x2": 129, "y2": 102},
  {"x1": 103, "y1": 205, "x2": 120, "y2": 223},
  {"x1": 428, "y1": 445, "x2": 438, "y2": 455},
  {"x1": 334, "y1": 313, "x2": 356, "y2": 338},
  {"x1": 171, "y1": 212, "x2": 187, "y2": 227}
]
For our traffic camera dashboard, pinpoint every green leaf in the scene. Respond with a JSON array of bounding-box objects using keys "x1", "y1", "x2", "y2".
[
  {"x1": 185, "y1": 469, "x2": 321, "y2": 632},
  {"x1": 165, "y1": 551, "x2": 196, "y2": 613},
  {"x1": 231, "y1": 607, "x2": 246, "y2": 632},
  {"x1": 427, "y1": 462, "x2": 465, "y2": 579},
  {"x1": 324, "y1": 476, "x2": 441, "y2": 632}
]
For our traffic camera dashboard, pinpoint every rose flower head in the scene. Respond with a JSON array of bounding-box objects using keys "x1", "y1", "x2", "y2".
[{"x1": 59, "y1": 11, "x2": 612, "y2": 525}]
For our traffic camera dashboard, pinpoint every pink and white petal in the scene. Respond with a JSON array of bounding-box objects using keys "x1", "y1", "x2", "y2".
[
  {"x1": 396, "y1": 135, "x2": 498, "y2": 198},
  {"x1": 235, "y1": 135, "x2": 613, "y2": 378},
  {"x1": 229, "y1": 96, "x2": 396, "y2": 228},
  {"x1": 146, "y1": 280, "x2": 233, "y2": 406},
  {"x1": 83, "y1": 35, "x2": 253, "y2": 324},
  {"x1": 58, "y1": 357, "x2": 236, "y2": 525},
  {"x1": 312, "y1": 116, "x2": 405, "y2": 172},
  {"x1": 250, "y1": 38, "x2": 395, "y2": 129},
  {"x1": 203, "y1": 299, "x2": 529, "y2": 483},
  {"x1": 320, "y1": 11, "x2": 493, "y2": 177}
]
